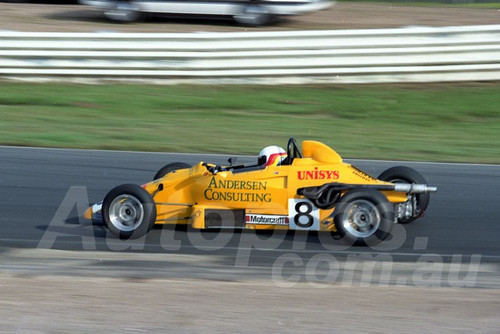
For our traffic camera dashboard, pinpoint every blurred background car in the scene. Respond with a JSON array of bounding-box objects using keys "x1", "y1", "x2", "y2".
[{"x1": 79, "y1": 0, "x2": 333, "y2": 26}]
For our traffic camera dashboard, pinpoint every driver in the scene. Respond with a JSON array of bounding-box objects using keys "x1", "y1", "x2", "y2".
[{"x1": 257, "y1": 146, "x2": 287, "y2": 167}]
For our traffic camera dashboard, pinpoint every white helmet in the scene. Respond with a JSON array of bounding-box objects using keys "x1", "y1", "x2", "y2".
[{"x1": 258, "y1": 146, "x2": 287, "y2": 167}]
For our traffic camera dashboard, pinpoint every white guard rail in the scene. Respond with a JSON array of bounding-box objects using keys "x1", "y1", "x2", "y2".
[{"x1": 1, "y1": 25, "x2": 500, "y2": 84}]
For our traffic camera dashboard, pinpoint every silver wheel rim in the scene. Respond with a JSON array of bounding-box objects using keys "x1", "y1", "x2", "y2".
[
  {"x1": 342, "y1": 199, "x2": 381, "y2": 238},
  {"x1": 108, "y1": 194, "x2": 144, "y2": 232}
]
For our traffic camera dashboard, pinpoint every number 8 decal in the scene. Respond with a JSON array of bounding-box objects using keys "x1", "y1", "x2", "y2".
[
  {"x1": 289, "y1": 198, "x2": 320, "y2": 231},
  {"x1": 294, "y1": 201, "x2": 314, "y2": 228}
]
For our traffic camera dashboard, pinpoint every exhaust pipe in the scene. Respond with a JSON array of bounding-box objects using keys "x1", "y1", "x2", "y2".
[{"x1": 394, "y1": 184, "x2": 437, "y2": 193}]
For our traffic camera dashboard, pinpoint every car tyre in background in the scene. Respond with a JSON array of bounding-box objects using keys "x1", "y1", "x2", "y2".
[
  {"x1": 333, "y1": 189, "x2": 394, "y2": 246},
  {"x1": 153, "y1": 162, "x2": 191, "y2": 180},
  {"x1": 102, "y1": 184, "x2": 156, "y2": 239}
]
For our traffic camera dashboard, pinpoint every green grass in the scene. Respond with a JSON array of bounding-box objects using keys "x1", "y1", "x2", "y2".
[{"x1": 1, "y1": 82, "x2": 499, "y2": 163}]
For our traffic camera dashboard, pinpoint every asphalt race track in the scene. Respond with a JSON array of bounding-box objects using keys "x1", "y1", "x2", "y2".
[{"x1": 1, "y1": 146, "x2": 499, "y2": 288}]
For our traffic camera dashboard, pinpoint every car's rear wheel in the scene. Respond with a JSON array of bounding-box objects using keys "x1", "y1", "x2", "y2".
[
  {"x1": 153, "y1": 162, "x2": 191, "y2": 180},
  {"x1": 334, "y1": 189, "x2": 394, "y2": 246},
  {"x1": 102, "y1": 184, "x2": 156, "y2": 239},
  {"x1": 234, "y1": 3, "x2": 272, "y2": 26},
  {"x1": 378, "y1": 166, "x2": 430, "y2": 224},
  {"x1": 104, "y1": 1, "x2": 142, "y2": 22}
]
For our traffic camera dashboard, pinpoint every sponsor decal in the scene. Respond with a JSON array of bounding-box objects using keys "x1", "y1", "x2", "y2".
[
  {"x1": 288, "y1": 198, "x2": 320, "y2": 231},
  {"x1": 297, "y1": 167, "x2": 340, "y2": 181},
  {"x1": 204, "y1": 177, "x2": 271, "y2": 203},
  {"x1": 208, "y1": 177, "x2": 267, "y2": 191},
  {"x1": 351, "y1": 166, "x2": 375, "y2": 181},
  {"x1": 245, "y1": 214, "x2": 289, "y2": 225}
]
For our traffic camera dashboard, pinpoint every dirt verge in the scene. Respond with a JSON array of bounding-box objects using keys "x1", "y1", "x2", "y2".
[
  {"x1": 1, "y1": 274, "x2": 500, "y2": 333},
  {"x1": 0, "y1": 2, "x2": 499, "y2": 32}
]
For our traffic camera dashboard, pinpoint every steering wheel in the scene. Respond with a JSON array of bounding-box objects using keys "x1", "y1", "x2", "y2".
[
  {"x1": 203, "y1": 163, "x2": 224, "y2": 175},
  {"x1": 285, "y1": 138, "x2": 302, "y2": 165}
]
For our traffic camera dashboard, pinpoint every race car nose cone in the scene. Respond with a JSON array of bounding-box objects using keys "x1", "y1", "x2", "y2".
[{"x1": 83, "y1": 207, "x2": 93, "y2": 220}]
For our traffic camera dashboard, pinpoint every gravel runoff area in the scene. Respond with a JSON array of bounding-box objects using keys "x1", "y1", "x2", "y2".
[
  {"x1": 1, "y1": 2, "x2": 500, "y2": 333},
  {"x1": 1, "y1": 275, "x2": 500, "y2": 333},
  {"x1": 0, "y1": 2, "x2": 499, "y2": 32},
  {"x1": 0, "y1": 248, "x2": 499, "y2": 333}
]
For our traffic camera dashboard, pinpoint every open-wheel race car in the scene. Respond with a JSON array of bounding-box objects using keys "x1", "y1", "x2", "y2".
[{"x1": 84, "y1": 138, "x2": 437, "y2": 246}]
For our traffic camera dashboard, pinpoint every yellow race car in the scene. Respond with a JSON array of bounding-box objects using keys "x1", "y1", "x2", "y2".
[{"x1": 84, "y1": 138, "x2": 437, "y2": 246}]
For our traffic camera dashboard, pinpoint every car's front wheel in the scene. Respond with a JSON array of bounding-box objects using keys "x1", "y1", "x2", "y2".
[
  {"x1": 102, "y1": 184, "x2": 156, "y2": 239},
  {"x1": 334, "y1": 189, "x2": 394, "y2": 246},
  {"x1": 153, "y1": 162, "x2": 191, "y2": 180}
]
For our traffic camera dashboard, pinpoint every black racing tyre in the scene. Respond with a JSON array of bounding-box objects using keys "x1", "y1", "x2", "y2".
[
  {"x1": 102, "y1": 184, "x2": 156, "y2": 239},
  {"x1": 234, "y1": 4, "x2": 272, "y2": 26},
  {"x1": 378, "y1": 166, "x2": 430, "y2": 224},
  {"x1": 104, "y1": 1, "x2": 142, "y2": 22},
  {"x1": 334, "y1": 189, "x2": 394, "y2": 247},
  {"x1": 153, "y1": 162, "x2": 191, "y2": 180}
]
